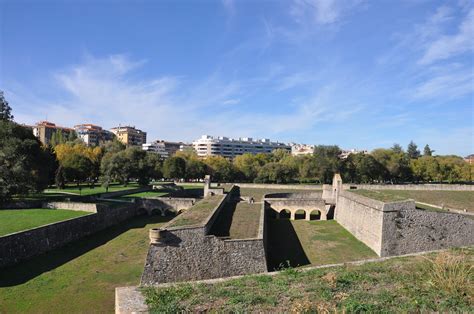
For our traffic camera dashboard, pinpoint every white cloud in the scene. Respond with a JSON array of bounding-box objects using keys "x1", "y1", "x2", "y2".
[
  {"x1": 419, "y1": 7, "x2": 474, "y2": 65},
  {"x1": 291, "y1": 0, "x2": 365, "y2": 25}
]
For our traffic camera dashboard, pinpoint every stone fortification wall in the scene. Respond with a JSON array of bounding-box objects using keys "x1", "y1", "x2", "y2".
[
  {"x1": 381, "y1": 209, "x2": 474, "y2": 256},
  {"x1": 141, "y1": 185, "x2": 268, "y2": 285},
  {"x1": 1, "y1": 200, "x2": 43, "y2": 209},
  {"x1": 335, "y1": 190, "x2": 473, "y2": 257},
  {"x1": 139, "y1": 197, "x2": 196, "y2": 215},
  {"x1": 343, "y1": 184, "x2": 474, "y2": 191},
  {"x1": 264, "y1": 192, "x2": 323, "y2": 199},
  {"x1": 232, "y1": 183, "x2": 323, "y2": 190},
  {"x1": 44, "y1": 201, "x2": 99, "y2": 213},
  {"x1": 0, "y1": 203, "x2": 144, "y2": 268}
]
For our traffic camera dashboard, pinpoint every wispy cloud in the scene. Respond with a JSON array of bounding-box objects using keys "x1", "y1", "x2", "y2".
[
  {"x1": 419, "y1": 7, "x2": 474, "y2": 65},
  {"x1": 291, "y1": 0, "x2": 365, "y2": 25}
]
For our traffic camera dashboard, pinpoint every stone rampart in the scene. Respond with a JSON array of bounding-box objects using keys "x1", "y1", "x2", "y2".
[
  {"x1": 343, "y1": 183, "x2": 474, "y2": 191},
  {"x1": 140, "y1": 185, "x2": 268, "y2": 285},
  {"x1": 231, "y1": 183, "x2": 323, "y2": 190},
  {"x1": 138, "y1": 197, "x2": 196, "y2": 216},
  {"x1": 381, "y1": 208, "x2": 474, "y2": 256},
  {"x1": 0, "y1": 203, "x2": 144, "y2": 268},
  {"x1": 335, "y1": 190, "x2": 473, "y2": 257},
  {"x1": 44, "y1": 201, "x2": 99, "y2": 213}
]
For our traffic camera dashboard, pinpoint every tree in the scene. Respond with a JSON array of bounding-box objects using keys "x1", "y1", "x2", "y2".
[
  {"x1": 68, "y1": 131, "x2": 78, "y2": 142},
  {"x1": 423, "y1": 144, "x2": 434, "y2": 156},
  {"x1": 255, "y1": 162, "x2": 296, "y2": 184},
  {"x1": 185, "y1": 158, "x2": 207, "y2": 180},
  {"x1": 162, "y1": 156, "x2": 186, "y2": 180},
  {"x1": 233, "y1": 153, "x2": 263, "y2": 182},
  {"x1": 372, "y1": 148, "x2": 411, "y2": 183},
  {"x1": 391, "y1": 143, "x2": 403, "y2": 154},
  {"x1": 61, "y1": 154, "x2": 94, "y2": 185},
  {"x1": 0, "y1": 121, "x2": 54, "y2": 203},
  {"x1": 407, "y1": 141, "x2": 420, "y2": 159},
  {"x1": 55, "y1": 165, "x2": 66, "y2": 189},
  {"x1": 204, "y1": 156, "x2": 236, "y2": 182},
  {"x1": 0, "y1": 91, "x2": 13, "y2": 121},
  {"x1": 313, "y1": 145, "x2": 342, "y2": 183}
]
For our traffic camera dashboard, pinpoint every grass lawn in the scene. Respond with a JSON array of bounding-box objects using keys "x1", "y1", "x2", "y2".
[
  {"x1": 0, "y1": 215, "x2": 171, "y2": 313},
  {"x1": 352, "y1": 189, "x2": 474, "y2": 212},
  {"x1": 167, "y1": 195, "x2": 225, "y2": 228},
  {"x1": 0, "y1": 209, "x2": 91, "y2": 236},
  {"x1": 143, "y1": 248, "x2": 473, "y2": 312},
  {"x1": 239, "y1": 188, "x2": 322, "y2": 201},
  {"x1": 210, "y1": 201, "x2": 261, "y2": 239},
  {"x1": 266, "y1": 220, "x2": 377, "y2": 270},
  {"x1": 45, "y1": 182, "x2": 141, "y2": 196}
]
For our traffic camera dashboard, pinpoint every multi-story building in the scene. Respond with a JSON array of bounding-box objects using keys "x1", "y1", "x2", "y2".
[
  {"x1": 340, "y1": 148, "x2": 369, "y2": 159},
  {"x1": 74, "y1": 124, "x2": 115, "y2": 146},
  {"x1": 290, "y1": 143, "x2": 315, "y2": 156},
  {"x1": 192, "y1": 135, "x2": 290, "y2": 159},
  {"x1": 32, "y1": 121, "x2": 74, "y2": 146},
  {"x1": 465, "y1": 154, "x2": 474, "y2": 164},
  {"x1": 110, "y1": 126, "x2": 147, "y2": 146},
  {"x1": 142, "y1": 140, "x2": 183, "y2": 159}
]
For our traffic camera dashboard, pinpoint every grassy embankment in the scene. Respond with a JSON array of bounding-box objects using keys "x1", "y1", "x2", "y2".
[
  {"x1": 0, "y1": 209, "x2": 91, "y2": 236},
  {"x1": 143, "y1": 248, "x2": 473, "y2": 312},
  {"x1": 0, "y1": 215, "x2": 171, "y2": 313},
  {"x1": 351, "y1": 189, "x2": 474, "y2": 212},
  {"x1": 210, "y1": 201, "x2": 262, "y2": 239},
  {"x1": 167, "y1": 195, "x2": 225, "y2": 228},
  {"x1": 238, "y1": 187, "x2": 322, "y2": 201}
]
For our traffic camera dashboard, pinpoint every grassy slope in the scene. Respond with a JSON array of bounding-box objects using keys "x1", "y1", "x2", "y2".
[
  {"x1": 167, "y1": 195, "x2": 225, "y2": 228},
  {"x1": 143, "y1": 248, "x2": 473, "y2": 312},
  {"x1": 0, "y1": 209, "x2": 91, "y2": 236},
  {"x1": 45, "y1": 183, "x2": 140, "y2": 196},
  {"x1": 228, "y1": 202, "x2": 261, "y2": 239},
  {"x1": 266, "y1": 220, "x2": 377, "y2": 270},
  {"x1": 239, "y1": 188, "x2": 322, "y2": 201},
  {"x1": 120, "y1": 191, "x2": 169, "y2": 198},
  {"x1": 0, "y1": 215, "x2": 171, "y2": 313},
  {"x1": 352, "y1": 189, "x2": 474, "y2": 212}
]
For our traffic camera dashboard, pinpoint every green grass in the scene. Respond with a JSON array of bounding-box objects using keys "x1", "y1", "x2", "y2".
[
  {"x1": 45, "y1": 182, "x2": 141, "y2": 196},
  {"x1": 0, "y1": 215, "x2": 171, "y2": 313},
  {"x1": 210, "y1": 201, "x2": 261, "y2": 239},
  {"x1": 167, "y1": 195, "x2": 225, "y2": 228},
  {"x1": 143, "y1": 248, "x2": 473, "y2": 312},
  {"x1": 352, "y1": 189, "x2": 474, "y2": 212},
  {"x1": 0, "y1": 209, "x2": 91, "y2": 236},
  {"x1": 266, "y1": 220, "x2": 377, "y2": 270},
  {"x1": 238, "y1": 188, "x2": 322, "y2": 201}
]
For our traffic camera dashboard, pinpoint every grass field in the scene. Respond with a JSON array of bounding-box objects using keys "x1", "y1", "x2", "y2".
[
  {"x1": 0, "y1": 209, "x2": 91, "y2": 236},
  {"x1": 352, "y1": 189, "x2": 474, "y2": 212},
  {"x1": 143, "y1": 248, "x2": 473, "y2": 312},
  {"x1": 210, "y1": 201, "x2": 261, "y2": 239},
  {"x1": 239, "y1": 188, "x2": 321, "y2": 201},
  {"x1": 167, "y1": 195, "x2": 225, "y2": 228},
  {"x1": 266, "y1": 220, "x2": 377, "y2": 270},
  {"x1": 44, "y1": 182, "x2": 141, "y2": 196},
  {"x1": 0, "y1": 215, "x2": 171, "y2": 313}
]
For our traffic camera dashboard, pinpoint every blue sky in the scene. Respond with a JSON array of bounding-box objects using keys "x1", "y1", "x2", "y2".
[{"x1": 1, "y1": 0, "x2": 473, "y2": 156}]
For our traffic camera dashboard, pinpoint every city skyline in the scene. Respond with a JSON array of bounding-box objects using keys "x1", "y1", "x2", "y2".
[{"x1": 1, "y1": 0, "x2": 473, "y2": 156}]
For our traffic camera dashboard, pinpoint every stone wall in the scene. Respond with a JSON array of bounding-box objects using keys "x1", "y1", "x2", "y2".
[
  {"x1": 140, "y1": 185, "x2": 268, "y2": 285},
  {"x1": 44, "y1": 201, "x2": 99, "y2": 213},
  {"x1": 343, "y1": 183, "x2": 474, "y2": 191},
  {"x1": 335, "y1": 190, "x2": 474, "y2": 257},
  {"x1": 138, "y1": 197, "x2": 196, "y2": 215},
  {"x1": 0, "y1": 203, "x2": 144, "y2": 268},
  {"x1": 381, "y1": 208, "x2": 474, "y2": 256},
  {"x1": 232, "y1": 183, "x2": 323, "y2": 190}
]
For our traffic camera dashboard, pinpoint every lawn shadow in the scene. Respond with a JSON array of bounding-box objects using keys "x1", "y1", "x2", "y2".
[
  {"x1": 266, "y1": 216, "x2": 310, "y2": 271},
  {"x1": 0, "y1": 214, "x2": 172, "y2": 287}
]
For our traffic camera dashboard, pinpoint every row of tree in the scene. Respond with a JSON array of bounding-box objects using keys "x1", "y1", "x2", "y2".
[{"x1": 0, "y1": 91, "x2": 472, "y2": 204}]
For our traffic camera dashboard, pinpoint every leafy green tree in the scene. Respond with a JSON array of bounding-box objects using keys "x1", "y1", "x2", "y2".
[
  {"x1": 423, "y1": 144, "x2": 433, "y2": 156},
  {"x1": 391, "y1": 143, "x2": 403, "y2": 154},
  {"x1": 372, "y1": 148, "x2": 412, "y2": 183},
  {"x1": 0, "y1": 91, "x2": 13, "y2": 121},
  {"x1": 204, "y1": 156, "x2": 236, "y2": 182},
  {"x1": 298, "y1": 156, "x2": 319, "y2": 182},
  {"x1": 61, "y1": 154, "x2": 94, "y2": 185},
  {"x1": 163, "y1": 156, "x2": 186, "y2": 180},
  {"x1": 407, "y1": 141, "x2": 421, "y2": 159},
  {"x1": 68, "y1": 131, "x2": 78, "y2": 142},
  {"x1": 313, "y1": 145, "x2": 342, "y2": 183},
  {"x1": 185, "y1": 158, "x2": 207, "y2": 180},
  {"x1": 55, "y1": 165, "x2": 66, "y2": 189},
  {"x1": 255, "y1": 162, "x2": 296, "y2": 183},
  {"x1": 233, "y1": 153, "x2": 263, "y2": 182},
  {"x1": 0, "y1": 121, "x2": 53, "y2": 203}
]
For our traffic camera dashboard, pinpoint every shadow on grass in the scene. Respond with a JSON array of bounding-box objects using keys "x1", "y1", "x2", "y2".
[
  {"x1": 208, "y1": 200, "x2": 237, "y2": 237},
  {"x1": 266, "y1": 217, "x2": 310, "y2": 271},
  {"x1": 0, "y1": 215, "x2": 172, "y2": 287}
]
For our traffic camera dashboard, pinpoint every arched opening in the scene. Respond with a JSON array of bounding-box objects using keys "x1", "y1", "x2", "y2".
[
  {"x1": 164, "y1": 209, "x2": 175, "y2": 217},
  {"x1": 294, "y1": 209, "x2": 306, "y2": 220},
  {"x1": 309, "y1": 210, "x2": 321, "y2": 220},
  {"x1": 279, "y1": 209, "x2": 291, "y2": 219}
]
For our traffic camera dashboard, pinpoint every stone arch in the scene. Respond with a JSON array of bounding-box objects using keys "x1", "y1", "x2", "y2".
[
  {"x1": 294, "y1": 209, "x2": 306, "y2": 220},
  {"x1": 279, "y1": 209, "x2": 291, "y2": 219},
  {"x1": 309, "y1": 209, "x2": 321, "y2": 221}
]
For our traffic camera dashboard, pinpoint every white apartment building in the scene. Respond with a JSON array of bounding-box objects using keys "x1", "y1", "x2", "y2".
[
  {"x1": 192, "y1": 135, "x2": 290, "y2": 158},
  {"x1": 290, "y1": 143, "x2": 315, "y2": 156},
  {"x1": 142, "y1": 140, "x2": 183, "y2": 159},
  {"x1": 340, "y1": 148, "x2": 369, "y2": 159}
]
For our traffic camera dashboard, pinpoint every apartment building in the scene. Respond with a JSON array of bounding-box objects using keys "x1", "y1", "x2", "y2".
[
  {"x1": 74, "y1": 124, "x2": 114, "y2": 146},
  {"x1": 32, "y1": 121, "x2": 74, "y2": 145},
  {"x1": 110, "y1": 126, "x2": 147, "y2": 146},
  {"x1": 192, "y1": 135, "x2": 290, "y2": 158},
  {"x1": 290, "y1": 143, "x2": 315, "y2": 156},
  {"x1": 142, "y1": 140, "x2": 182, "y2": 158},
  {"x1": 340, "y1": 148, "x2": 369, "y2": 159}
]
